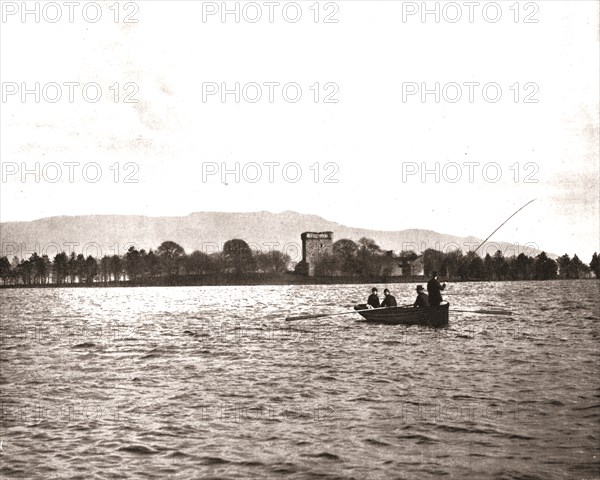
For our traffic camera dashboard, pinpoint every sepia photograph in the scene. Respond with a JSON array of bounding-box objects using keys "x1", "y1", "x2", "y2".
[{"x1": 1, "y1": 1, "x2": 599, "y2": 478}]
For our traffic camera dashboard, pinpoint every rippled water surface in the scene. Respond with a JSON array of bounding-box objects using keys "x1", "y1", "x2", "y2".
[{"x1": 1, "y1": 281, "x2": 599, "y2": 479}]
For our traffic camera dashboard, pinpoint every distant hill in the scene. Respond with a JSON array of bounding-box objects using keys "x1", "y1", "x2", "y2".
[{"x1": 0, "y1": 211, "x2": 547, "y2": 261}]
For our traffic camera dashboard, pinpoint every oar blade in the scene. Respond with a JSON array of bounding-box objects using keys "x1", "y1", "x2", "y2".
[
  {"x1": 286, "y1": 313, "x2": 328, "y2": 321},
  {"x1": 453, "y1": 309, "x2": 513, "y2": 316},
  {"x1": 474, "y1": 309, "x2": 513, "y2": 316}
]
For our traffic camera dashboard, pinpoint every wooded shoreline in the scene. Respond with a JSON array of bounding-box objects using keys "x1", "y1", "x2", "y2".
[
  {"x1": 1, "y1": 273, "x2": 597, "y2": 289},
  {"x1": 1, "y1": 238, "x2": 598, "y2": 288}
]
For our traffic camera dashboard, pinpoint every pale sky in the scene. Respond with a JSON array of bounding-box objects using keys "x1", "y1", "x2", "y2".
[{"x1": 1, "y1": 1, "x2": 598, "y2": 259}]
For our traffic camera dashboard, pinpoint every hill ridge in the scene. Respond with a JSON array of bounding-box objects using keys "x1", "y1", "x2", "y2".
[{"x1": 0, "y1": 211, "x2": 547, "y2": 260}]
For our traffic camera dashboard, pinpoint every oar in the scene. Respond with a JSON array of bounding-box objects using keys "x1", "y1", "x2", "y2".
[
  {"x1": 452, "y1": 309, "x2": 513, "y2": 316},
  {"x1": 286, "y1": 307, "x2": 378, "y2": 322},
  {"x1": 286, "y1": 305, "x2": 412, "y2": 322}
]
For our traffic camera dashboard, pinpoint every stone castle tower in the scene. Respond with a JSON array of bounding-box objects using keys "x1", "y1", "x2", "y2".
[{"x1": 300, "y1": 231, "x2": 333, "y2": 276}]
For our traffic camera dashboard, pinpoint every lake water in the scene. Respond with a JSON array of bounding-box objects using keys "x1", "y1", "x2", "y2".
[{"x1": 1, "y1": 280, "x2": 598, "y2": 479}]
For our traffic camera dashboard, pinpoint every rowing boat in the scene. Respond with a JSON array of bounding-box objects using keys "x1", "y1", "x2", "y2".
[{"x1": 354, "y1": 302, "x2": 449, "y2": 327}]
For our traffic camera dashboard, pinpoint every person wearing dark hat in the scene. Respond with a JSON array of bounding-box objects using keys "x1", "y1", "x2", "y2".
[
  {"x1": 413, "y1": 285, "x2": 430, "y2": 307},
  {"x1": 380, "y1": 288, "x2": 397, "y2": 308},
  {"x1": 367, "y1": 287, "x2": 380, "y2": 309},
  {"x1": 427, "y1": 271, "x2": 446, "y2": 306}
]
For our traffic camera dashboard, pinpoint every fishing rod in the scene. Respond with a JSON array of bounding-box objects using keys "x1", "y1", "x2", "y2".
[
  {"x1": 470, "y1": 199, "x2": 536, "y2": 258},
  {"x1": 449, "y1": 198, "x2": 537, "y2": 277}
]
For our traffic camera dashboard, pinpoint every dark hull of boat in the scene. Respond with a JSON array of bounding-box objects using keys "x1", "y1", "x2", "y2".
[{"x1": 355, "y1": 303, "x2": 449, "y2": 327}]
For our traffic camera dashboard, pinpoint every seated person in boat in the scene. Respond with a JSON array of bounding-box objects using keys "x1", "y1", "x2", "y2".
[
  {"x1": 380, "y1": 288, "x2": 397, "y2": 307},
  {"x1": 413, "y1": 285, "x2": 430, "y2": 307},
  {"x1": 367, "y1": 287, "x2": 380, "y2": 309},
  {"x1": 427, "y1": 271, "x2": 446, "y2": 306}
]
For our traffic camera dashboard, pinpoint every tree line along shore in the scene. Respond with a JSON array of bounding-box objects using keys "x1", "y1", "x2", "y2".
[{"x1": 0, "y1": 238, "x2": 598, "y2": 287}]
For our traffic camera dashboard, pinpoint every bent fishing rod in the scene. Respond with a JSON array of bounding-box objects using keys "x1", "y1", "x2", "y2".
[
  {"x1": 471, "y1": 198, "x2": 536, "y2": 258},
  {"x1": 449, "y1": 198, "x2": 537, "y2": 277}
]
